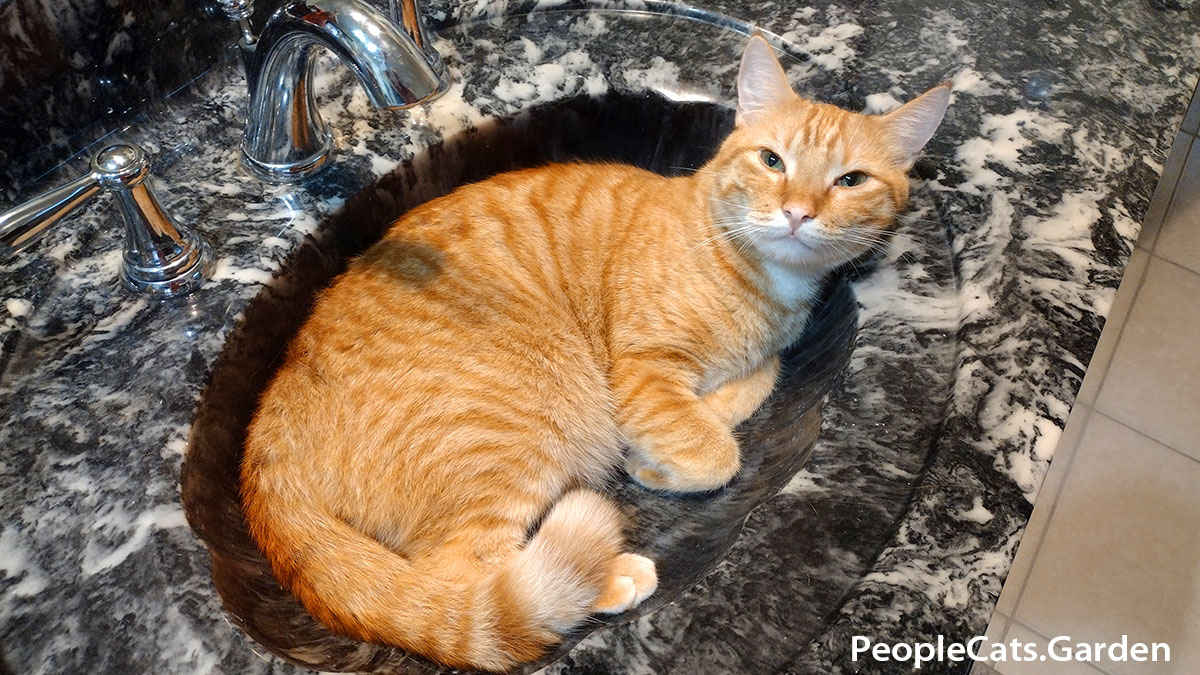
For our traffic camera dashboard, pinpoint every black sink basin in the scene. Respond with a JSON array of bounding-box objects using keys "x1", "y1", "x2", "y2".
[{"x1": 182, "y1": 88, "x2": 857, "y2": 674}]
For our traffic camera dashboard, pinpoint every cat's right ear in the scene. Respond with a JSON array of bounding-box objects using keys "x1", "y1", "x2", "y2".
[{"x1": 737, "y1": 34, "x2": 795, "y2": 127}]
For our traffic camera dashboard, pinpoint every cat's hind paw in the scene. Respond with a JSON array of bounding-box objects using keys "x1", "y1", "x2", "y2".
[{"x1": 591, "y1": 553, "x2": 657, "y2": 614}]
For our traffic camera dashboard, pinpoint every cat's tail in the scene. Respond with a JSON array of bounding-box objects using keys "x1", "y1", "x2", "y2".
[{"x1": 244, "y1": 486, "x2": 649, "y2": 672}]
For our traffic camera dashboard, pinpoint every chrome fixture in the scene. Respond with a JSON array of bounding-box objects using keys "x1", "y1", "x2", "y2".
[
  {"x1": 0, "y1": 144, "x2": 215, "y2": 298},
  {"x1": 218, "y1": 0, "x2": 258, "y2": 46},
  {"x1": 241, "y1": 0, "x2": 451, "y2": 182}
]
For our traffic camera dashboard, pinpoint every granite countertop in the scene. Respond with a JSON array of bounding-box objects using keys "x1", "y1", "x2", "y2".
[{"x1": 2, "y1": 0, "x2": 1198, "y2": 673}]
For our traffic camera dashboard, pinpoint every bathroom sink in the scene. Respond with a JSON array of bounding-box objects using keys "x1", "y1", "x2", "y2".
[
  {"x1": 183, "y1": 7, "x2": 954, "y2": 674},
  {"x1": 184, "y1": 87, "x2": 856, "y2": 672}
]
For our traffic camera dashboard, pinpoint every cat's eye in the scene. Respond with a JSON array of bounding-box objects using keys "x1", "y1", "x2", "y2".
[
  {"x1": 835, "y1": 171, "x2": 869, "y2": 188},
  {"x1": 759, "y1": 149, "x2": 785, "y2": 172}
]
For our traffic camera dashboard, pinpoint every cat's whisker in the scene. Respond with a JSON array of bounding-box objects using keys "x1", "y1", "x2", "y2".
[
  {"x1": 708, "y1": 219, "x2": 760, "y2": 231},
  {"x1": 706, "y1": 195, "x2": 753, "y2": 211},
  {"x1": 841, "y1": 227, "x2": 908, "y2": 245},
  {"x1": 670, "y1": 164, "x2": 719, "y2": 177},
  {"x1": 727, "y1": 234, "x2": 756, "y2": 259},
  {"x1": 684, "y1": 224, "x2": 763, "y2": 257},
  {"x1": 896, "y1": 214, "x2": 945, "y2": 227},
  {"x1": 837, "y1": 237, "x2": 884, "y2": 248},
  {"x1": 837, "y1": 234, "x2": 891, "y2": 249},
  {"x1": 689, "y1": 226, "x2": 751, "y2": 248},
  {"x1": 862, "y1": 234, "x2": 915, "y2": 252},
  {"x1": 836, "y1": 233, "x2": 886, "y2": 257},
  {"x1": 707, "y1": 214, "x2": 755, "y2": 225}
]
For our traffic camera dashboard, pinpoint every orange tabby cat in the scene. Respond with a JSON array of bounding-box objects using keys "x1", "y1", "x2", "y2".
[{"x1": 242, "y1": 35, "x2": 949, "y2": 672}]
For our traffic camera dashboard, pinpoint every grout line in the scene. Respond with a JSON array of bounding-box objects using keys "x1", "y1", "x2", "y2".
[
  {"x1": 1090, "y1": 254, "x2": 1154, "y2": 407},
  {"x1": 1008, "y1": 619, "x2": 1116, "y2": 675},
  {"x1": 1001, "y1": 404, "x2": 1093, "y2": 642},
  {"x1": 1152, "y1": 248, "x2": 1200, "y2": 280},
  {"x1": 986, "y1": 609, "x2": 1008, "y2": 668},
  {"x1": 1011, "y1": 617, "x2": 1050, "y2": 640},
  {"x1": 1091, "y1": 408, "x2": 1200, "y2": 466},
  {"x1": 1151, "y1": 133, "x2": 1196, "y2": 256}
]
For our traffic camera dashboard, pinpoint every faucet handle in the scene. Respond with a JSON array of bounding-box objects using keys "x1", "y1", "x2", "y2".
[
  {"x1": 217, "y1": 0, "x2": 258, "y2": 46},
  {"x1": 0, "y1": 171, "x2": 103, "y2": 257},
  {"x1": 0, "y1": 144, "x2": 215, "y2": 298}
]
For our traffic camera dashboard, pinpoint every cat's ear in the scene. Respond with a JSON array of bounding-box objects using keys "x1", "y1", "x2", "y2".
[
  {"x1": 882, "y1": 84, "x2": 952, "y2": 166},
  {"x1": 737, "y1": 34, "x2": 795, "y2": 127}
]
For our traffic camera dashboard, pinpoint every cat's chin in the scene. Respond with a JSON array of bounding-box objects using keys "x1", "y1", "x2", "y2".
[{"x1": 752, "y1": 235, "x2": 836, "y2": 271}]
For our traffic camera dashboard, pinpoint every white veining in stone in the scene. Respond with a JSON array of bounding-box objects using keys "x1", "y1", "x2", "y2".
[{"x1": 1, "y1": 0, "x2": 1198, "y2": 673}]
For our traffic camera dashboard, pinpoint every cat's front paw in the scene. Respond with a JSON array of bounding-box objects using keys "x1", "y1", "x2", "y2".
[
  {"x1": 624, "y1": 452, "x2": 676, "y2": 491},
  {"x1": 624, "y1": 432, "x2": 740, "y2": 493}
]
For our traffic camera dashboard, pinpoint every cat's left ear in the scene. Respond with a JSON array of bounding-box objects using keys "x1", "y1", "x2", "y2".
[
  {"x1": 882, "y1": 84, "x2": 952, "y2": 166},
  {"x1": 737, "y1": 34, "x2": 796, "y2": 127}
]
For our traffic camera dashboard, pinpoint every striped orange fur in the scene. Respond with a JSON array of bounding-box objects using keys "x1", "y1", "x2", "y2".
[{"x1": 241, "y1": 35, "x2": 949, "y2": 672}]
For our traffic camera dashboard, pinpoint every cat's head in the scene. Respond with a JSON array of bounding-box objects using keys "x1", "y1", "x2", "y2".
[{"x1": 706, "y1": 35, "x2": 950, "y2": 270}]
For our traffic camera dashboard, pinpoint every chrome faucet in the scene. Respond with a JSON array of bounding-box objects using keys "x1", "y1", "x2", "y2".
[
  {"x1": 241, "y1": 0, "x2": 451, "y2": 182},
  {"x1": 0, "y1": 144, "x2": 214, "y2": 297}
]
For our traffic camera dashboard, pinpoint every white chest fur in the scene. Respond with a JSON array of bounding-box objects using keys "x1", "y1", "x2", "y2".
[{"x1": 762, "y1": 259, "x2": 822, "y2": 311}]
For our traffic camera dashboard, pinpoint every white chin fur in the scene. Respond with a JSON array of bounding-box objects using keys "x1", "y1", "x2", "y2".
[
  {"x1": 752, "y1": 233, "x2": 840, "y2": 268},
  {"x1": 758, "y1": 239, "x2": 818, "y2": 266}
]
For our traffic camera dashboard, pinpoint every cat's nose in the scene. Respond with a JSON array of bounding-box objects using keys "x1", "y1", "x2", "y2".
[{"x1": 783, "y1": 205, "x2": 814, "y2": 233}]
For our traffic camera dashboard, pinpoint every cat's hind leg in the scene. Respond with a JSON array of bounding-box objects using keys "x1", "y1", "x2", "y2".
[
  {"x1": 702, "y1": 355, "x2": 781, "y2": 429},
  {"x1": 511, "y1": 490, "x2": 657, "y2": 630}
]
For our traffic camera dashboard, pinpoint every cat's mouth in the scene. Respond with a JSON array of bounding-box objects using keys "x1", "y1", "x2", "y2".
[
  {"x1": 762, "y1": 229, "x2": 820, "y2": 251},
  {"x1": 770, "y1": 233, "x2": 815, "y2": 250},
  {"x1": 748, "y1": 234, "x2": 822, "y2": 268},
  {"x1": 752, "y1": 227, "x2": 866, "y2": 269}
]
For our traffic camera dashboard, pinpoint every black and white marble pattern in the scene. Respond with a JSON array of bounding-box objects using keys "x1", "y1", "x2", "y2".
[
  {"x1": 1, "y1": 1, "x2": 1198, "y2": 673},
  {"x1": 0, "y1": 0, "x2": 263, "y2": 198}
]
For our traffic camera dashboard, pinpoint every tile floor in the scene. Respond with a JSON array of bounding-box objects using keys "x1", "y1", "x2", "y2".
[{"x1": 973, "y1": 83, "x2": 1200, "y2": 674}]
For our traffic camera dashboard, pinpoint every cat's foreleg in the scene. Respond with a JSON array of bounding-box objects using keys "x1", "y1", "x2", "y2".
[
  {"x1": 701, "y1": 355, "x2": 781, "y2": 429},
  {"x1": 612, "y1": 357, "x2": 740, "y2": 492}
]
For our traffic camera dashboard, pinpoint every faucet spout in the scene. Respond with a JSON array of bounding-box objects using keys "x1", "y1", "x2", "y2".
[{"x1": 242, "y1": 0, "x2": 450, "y2": 182}]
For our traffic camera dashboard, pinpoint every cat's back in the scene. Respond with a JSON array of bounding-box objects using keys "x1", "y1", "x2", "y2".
[
  {"x1": 311, "y1": 162, "x2": 690, "y2": 345},
  {"x1": 396, "y1": 162, "x2": 681, "y2": 256},
  {"x1": 264, "y1": 161, "x2": 685, "y2": 419}
]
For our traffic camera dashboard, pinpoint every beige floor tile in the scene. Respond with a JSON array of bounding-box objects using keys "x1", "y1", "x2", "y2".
[
  {"x1": 1094, "y1": 257, "x2": 1200, "y2": 459},
  {"x1": 1140, "y1": 131, "x2": 1193, "y2": 251},
  {"x1": 1155, "y1": 135, "x2": 1200, "y2": 271},
  {"x1": 1014, "y1": 414, "x2": 1200, "y2": 675},
  {"x1": 992, "y1": 622, "x2": 1108, "y2": 675},
  {"x1": 1077, "y1": 249, "x2": 1150, "y2": 405},
  {"x1": 997, "y1": 405, "x2": 1093, "y2": 615}
]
